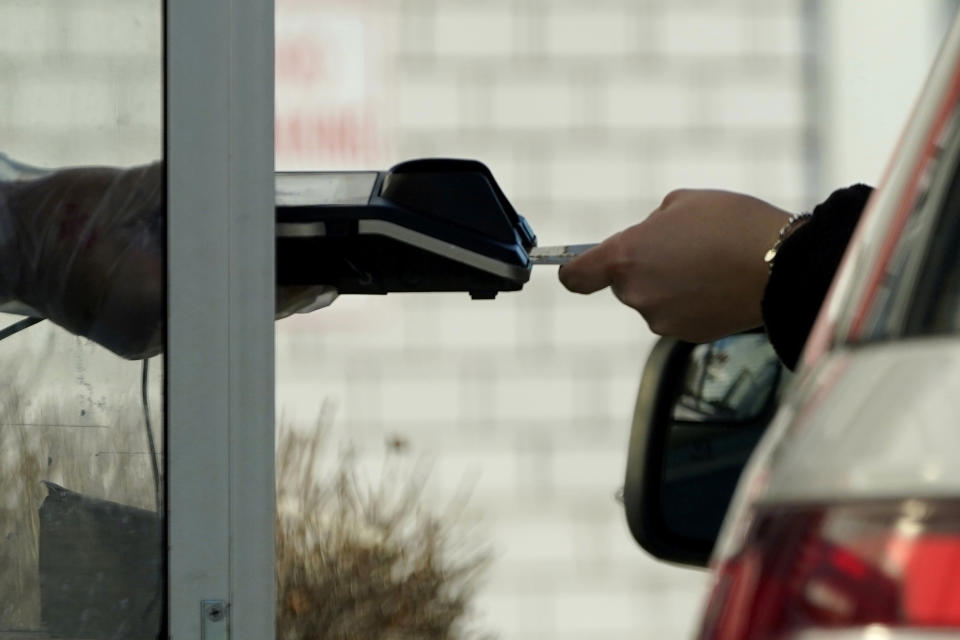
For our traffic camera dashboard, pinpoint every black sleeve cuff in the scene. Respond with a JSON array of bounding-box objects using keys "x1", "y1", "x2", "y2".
[{"x1": 761, "y1": 184, "x2": 874, "y2": 370}]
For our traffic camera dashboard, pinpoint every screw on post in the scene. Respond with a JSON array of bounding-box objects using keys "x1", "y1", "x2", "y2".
[
  {"x1": 204, "y1": 601, "x2": 225, "y2": 621},
  {"x1": 201, "y1": 599, "x2": 228, "y2": 640}
]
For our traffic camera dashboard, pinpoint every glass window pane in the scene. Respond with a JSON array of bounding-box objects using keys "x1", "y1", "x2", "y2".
[{"x1": 0, "y1": 1, "x2": 163, "y2": 637}]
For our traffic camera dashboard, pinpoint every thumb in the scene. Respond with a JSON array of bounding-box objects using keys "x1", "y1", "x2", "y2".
[{"x1": 557, "y1": 235, "x2": 618, "y2": 294}]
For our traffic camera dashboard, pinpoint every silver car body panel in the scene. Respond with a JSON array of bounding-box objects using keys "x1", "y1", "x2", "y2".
[{"x1": 762, "y1": 339, "x2": 960, "y2": 504}]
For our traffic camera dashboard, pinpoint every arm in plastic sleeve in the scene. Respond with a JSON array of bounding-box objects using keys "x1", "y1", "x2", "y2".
[{"x1": 0, "y1": 155, "x2": 336, "y2": 360}]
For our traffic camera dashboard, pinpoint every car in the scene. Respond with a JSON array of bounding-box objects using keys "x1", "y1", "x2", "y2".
[{"x1": 623, "y1": 11, "x2": 960, "y2": 640}]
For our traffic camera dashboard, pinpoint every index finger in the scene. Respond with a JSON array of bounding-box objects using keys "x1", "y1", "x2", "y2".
[{"x1": 557, "y1": 233, "x2": 619, "y2": 294}]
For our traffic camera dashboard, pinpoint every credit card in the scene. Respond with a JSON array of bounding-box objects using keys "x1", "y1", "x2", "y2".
[{"x1": 528, "y1": 243, "x2": 599, "y2": 265}]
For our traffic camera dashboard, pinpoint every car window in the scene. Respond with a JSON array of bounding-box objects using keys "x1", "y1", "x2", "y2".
[
  {"x1": 904, "y1": 113, "x2": 960, "y2": 336},
  {"x1": 855, "y1": 99, "x2": 960, "y2": 340}
]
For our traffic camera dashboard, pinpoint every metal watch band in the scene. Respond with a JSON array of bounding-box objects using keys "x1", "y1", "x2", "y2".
[{"x1": 763, "y1": 212, "x2": 812, "y2": 271}]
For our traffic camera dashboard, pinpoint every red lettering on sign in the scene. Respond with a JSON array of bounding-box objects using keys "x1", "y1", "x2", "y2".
[
  {"x1": 275, "y1": 108, "x2": 384, "y2": 165},
  {"x1": 276, "y1": 37, "x2": 326, "y2": 83}
]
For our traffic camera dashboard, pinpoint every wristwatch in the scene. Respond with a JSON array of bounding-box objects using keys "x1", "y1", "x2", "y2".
[{"x1": 764, "y1": 212, "x2": 812, "y2": 271}]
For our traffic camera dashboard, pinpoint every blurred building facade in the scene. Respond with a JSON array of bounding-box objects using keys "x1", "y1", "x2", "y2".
[
  {"x1": 276, "y1": 2, "x2": 815, "y2": 638},
  {"x1": 0, "y1": 0, "x2": 952, "y2": 638}
]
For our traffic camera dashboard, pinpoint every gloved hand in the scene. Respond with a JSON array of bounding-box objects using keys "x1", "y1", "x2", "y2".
[
  {"x1": 0, "y1": 161, "x2": 164, "y2": 359},
  {"x1": 276, "y1": 285, "x2": 339, "y2": 318},
  {"x1": 0, "y1": 157, "x2": 337, "y2": 360}
]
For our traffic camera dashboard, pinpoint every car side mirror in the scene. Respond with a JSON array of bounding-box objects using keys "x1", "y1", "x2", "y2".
[{"x1": 622, "y1": 332, "x2": 787, "y2": 567}]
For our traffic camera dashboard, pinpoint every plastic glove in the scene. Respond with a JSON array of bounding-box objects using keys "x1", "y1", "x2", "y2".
[
  {"x1": 0, "y1": 161, "x2": 164, "y2": 358},
  {"x1": 276, "y1": 285, "x2": 339, "y2": 318},
  {"x1": 0, "y1": 156, "x2": 337, "y2": 359}
]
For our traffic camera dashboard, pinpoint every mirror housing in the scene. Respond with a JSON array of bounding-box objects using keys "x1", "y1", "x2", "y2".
[{"x1": 623, "y1": 332, "x2": 785, "y2": 567}]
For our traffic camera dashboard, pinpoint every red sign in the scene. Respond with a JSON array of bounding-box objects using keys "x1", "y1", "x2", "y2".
[{"x1": 275, "y1": 3, "x2": 389, "y2": 169}]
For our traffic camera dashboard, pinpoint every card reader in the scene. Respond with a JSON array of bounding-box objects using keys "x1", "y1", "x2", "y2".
[{"x1": 276, "y1": 158, "x2": 537, "y2": 299}]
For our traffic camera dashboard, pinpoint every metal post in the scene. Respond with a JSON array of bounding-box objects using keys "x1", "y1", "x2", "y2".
[{"x1": 166, "y1": 0, "x2": 275, "y2": 637}]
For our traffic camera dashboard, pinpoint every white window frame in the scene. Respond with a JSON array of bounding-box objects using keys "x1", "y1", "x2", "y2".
[{"x1": 166, "y1": 1, "x2": 275, "y2": 638}]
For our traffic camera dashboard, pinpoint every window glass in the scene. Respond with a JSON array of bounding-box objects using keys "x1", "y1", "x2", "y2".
[
  {"x1": 0, "y1": 1, "x2": 164, "y2": 637},
  {"x1": 891, "y1": 94, "x2": 960, "y2": 336},
  {"x1": 674, "y1": 335, "x2": 781, "y2": 423},
  {"x1": 860, "y1": 98, "x2": 960, "y2": 339}
]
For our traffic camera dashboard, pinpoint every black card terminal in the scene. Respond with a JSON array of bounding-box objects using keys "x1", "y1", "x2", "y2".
[{"x1": 276, "y1": 158, "x2": 537, "y2": 300}]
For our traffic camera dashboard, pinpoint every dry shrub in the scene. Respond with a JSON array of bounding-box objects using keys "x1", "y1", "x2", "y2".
[
  {"x1": 1, "y1": 368, "x2": 492, "y2": 638},
  {"x1": 276, "y1": 406, "x2": 493, "y2": 640},
  {"x1": 0, "y1": 390, "x2": 43, "y2": 630}
]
